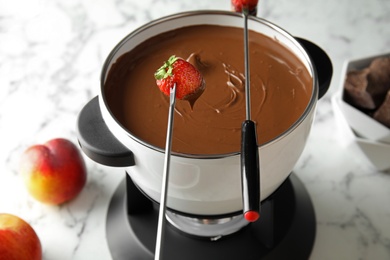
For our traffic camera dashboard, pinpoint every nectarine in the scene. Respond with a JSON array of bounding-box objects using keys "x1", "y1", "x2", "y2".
[
  {"x1": 0, "y1": 213, "x2": 42, "y2": 260},
  {"x1": 20, "y1": 138, "x2": 87, "y2": 205}
]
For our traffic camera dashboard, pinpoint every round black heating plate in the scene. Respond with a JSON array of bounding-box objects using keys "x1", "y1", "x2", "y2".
[{"x1": 106, "y1": 172, "x2": 316, "y2": 260}]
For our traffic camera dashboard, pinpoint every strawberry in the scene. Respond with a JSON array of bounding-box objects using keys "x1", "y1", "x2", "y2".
[
  {"x1": 154, "y1": 55, "x2": 205, "y2": 100},
  {"x1": 231, "y1": 0, "x2": 259, "y2": 14}
]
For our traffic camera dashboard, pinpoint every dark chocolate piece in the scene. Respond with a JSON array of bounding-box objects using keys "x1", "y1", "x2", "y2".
[
  {"x1": 373, "y1": 89, "x2": 390, "y2": 128},
  {"x1": 344, "y1": 68, "x2": 375, "y2": 109},
  {"x1": 367, "y1": 57, "x2": 390, "y2": 107}
]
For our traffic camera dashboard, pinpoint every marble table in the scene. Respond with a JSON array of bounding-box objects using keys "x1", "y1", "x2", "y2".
[{"x1": 1, "y1": 0, "x2": 389, "y2": 259}]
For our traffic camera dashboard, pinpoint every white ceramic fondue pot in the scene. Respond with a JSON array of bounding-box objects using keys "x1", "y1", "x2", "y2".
[{"x1": 77, "y1": 11, "x2": 332, "y2": 217}]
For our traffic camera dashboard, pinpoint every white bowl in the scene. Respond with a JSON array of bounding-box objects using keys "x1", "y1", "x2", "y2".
[
  {"x1": 332, "y1": 93, "x2": 390, "y2": 171},
  {"x1": 338, "y1": 53, "x2": 390, "y2": 144},
  {"x1": 98, "y1": 11, "x2": 322, "y2": 215}
]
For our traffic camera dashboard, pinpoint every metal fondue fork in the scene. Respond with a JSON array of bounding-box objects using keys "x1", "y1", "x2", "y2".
[
  {"x1": 240, "y1": 8, "x2": 261, "y2": 222},
  {"x1": 154, "y1": 83, "x2": 176, "y2": 260}
]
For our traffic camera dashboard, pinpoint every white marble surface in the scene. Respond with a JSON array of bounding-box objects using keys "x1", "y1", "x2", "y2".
[{"x1": 1, "y1": 0, "x2": 390, "y2": 259}]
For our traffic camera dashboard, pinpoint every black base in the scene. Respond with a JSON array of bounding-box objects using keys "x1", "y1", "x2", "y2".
[{"x1": 106, "y1": 173, "x2": 316, "y2": 260}]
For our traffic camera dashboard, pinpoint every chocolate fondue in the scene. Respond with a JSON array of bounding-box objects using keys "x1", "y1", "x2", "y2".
[{"x1": 104, "y1": 25, "x2": 312, "y2": 155}]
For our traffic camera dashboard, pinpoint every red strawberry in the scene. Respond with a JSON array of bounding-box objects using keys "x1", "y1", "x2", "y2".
[
  {"x1": 231, "y1": 0, "x2": 259, "y2": 14},
  {"x1": 155, "y1": 55, "x2": 205, "y2": 100}
]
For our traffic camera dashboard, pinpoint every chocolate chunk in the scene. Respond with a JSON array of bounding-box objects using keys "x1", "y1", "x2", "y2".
[
  {"x1": 344, "y1": 68, "x2": 375, "y2": 109},
  {"x1": 373, "y1": 89, "x2": 390, "y2": 128},
  {"x1": 367, "y1": 57, "x2": 390, "y2": 107}
]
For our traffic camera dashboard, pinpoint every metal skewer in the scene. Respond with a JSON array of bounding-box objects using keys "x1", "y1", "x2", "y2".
[
  {"x1": 240, "y1": 8, "x2": 261, "y2": 222},
  {"x1": 154, "y1": 83, "x2": 176, "y2": 260},
  {"x1": 243, "y1": 10, "x2": 251, "y2": 121}
]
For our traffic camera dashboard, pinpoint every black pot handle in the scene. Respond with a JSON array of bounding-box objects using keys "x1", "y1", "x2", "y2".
[
  {"x1": 295, "y1": 37, "x2": 333, "y2": 100},
  {"x1": 76, "y1": 96, "x2": 135, "y2": 167}
]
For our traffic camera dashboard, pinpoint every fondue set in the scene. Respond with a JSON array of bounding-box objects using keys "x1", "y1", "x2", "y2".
[{"x1": 76, "y1": 11, "x2": 332, "y2": 259}]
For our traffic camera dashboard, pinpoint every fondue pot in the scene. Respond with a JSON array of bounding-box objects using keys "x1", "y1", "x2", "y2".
[{"x1": 77, "y1": 10, "x2": 332, "y2": 248}]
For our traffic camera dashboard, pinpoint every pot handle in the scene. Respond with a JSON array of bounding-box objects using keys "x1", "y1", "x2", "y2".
[
  {"x1": 76, "y1": 96, "x2": 135, "y2": 167},
  {"x1": 295, "y1": 37, "x2": 333, "y2": 100}
]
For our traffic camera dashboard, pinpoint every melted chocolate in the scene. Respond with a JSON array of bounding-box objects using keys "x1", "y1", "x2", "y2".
[{"x1": 104, "y1": 25, "x2": 312, "y2": 155}]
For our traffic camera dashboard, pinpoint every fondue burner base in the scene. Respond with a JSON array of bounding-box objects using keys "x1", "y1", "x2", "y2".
[{"x1": 106, "y1": 172, "x2": 316, "y2": 260}]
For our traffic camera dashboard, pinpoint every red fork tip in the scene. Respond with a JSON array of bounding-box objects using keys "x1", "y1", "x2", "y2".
[{"x1": 244, "y1": 211, "x2": 260, "y2": 222}]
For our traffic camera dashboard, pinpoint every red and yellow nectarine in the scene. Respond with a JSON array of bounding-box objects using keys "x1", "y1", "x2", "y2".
[
  {"x1": 0, "y1": 213, "x2": 42, "y2": 260},
  {"x1": 20, "y1": 138, "x2": 87, "y2": 205}
]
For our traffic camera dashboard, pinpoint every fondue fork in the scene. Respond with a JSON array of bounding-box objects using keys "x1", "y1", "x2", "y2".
[
  {"x1": 240, "y1": 8, "x2": 261, "y2": 222},
  {"x1": 155, "y1": 83, "x2": 176, "y2": 260}
]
